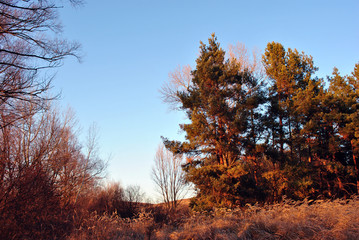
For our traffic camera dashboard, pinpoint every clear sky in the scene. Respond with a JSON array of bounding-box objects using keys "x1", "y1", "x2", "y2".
[{"x1": 54, "y1": 0, "x2": 359, "y2": 200}]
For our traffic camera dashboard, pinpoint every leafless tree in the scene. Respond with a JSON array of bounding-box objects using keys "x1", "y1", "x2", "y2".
[
  {"x1": 123, "y1": 185, "x2": 145, "y2": 216},
  {"x1": 159, "y1": 64, "x2": 192, "y2": 110},
  {"x1": 0, "y1": 101, "x2": 105, "y2": 238},
  {"x1": 89, "y1": 181, "x2": 124, "y2": 214},
  {"x1": 152, "y1": 144, "x2": 187, "y2": 211},
  {"x1": 74, "y1": 123, "x2": 106, "y2": 204},
  {"x1": 227, "y1": 42, "x2": 266, "y2": 81},
  {"x1": 124, "y1": 185, "x2": 145, "y2": 204},
  {"x1": 0, "y1": 0, "x2": 81, "y2": 129}
]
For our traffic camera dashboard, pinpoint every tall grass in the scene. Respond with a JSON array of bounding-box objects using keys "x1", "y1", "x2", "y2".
[
  {"x1": 68, "y1": 211, "x2": 156, "y2": 240},
  {"x1": 68, "y1": 196, "x2": 359, "y2": 239}
]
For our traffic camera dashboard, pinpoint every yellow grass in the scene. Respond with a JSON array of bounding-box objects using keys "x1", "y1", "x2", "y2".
[{"x1": 68, "y1": 196, "x2": 359, "y2": 240}]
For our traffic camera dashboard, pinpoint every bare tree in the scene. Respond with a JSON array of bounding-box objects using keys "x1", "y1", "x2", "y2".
[
  {"x1": 124, "y1": 185, "x2": 145, "y2": 204},
  {"x1": 74, "y1": 123, "x2": 106, "y2": 204},
  {"x1": 89, "y1": 181, "x2": 124, "y2": 214},
  {"x1": 152, "y1": 144, "x2": 187, "y2": 211},
  {"x1": 0, "y1": 101, "x2": 106, "y2": 238},
  {"x1": 0, "y1": 0, "x2": 81, "y2": 129},
  {"x1": 159, "y1": 64, "x2": 192, "y2": 110},
  {"x1": 123, "y1": 185, "x2": 145, "y2": 216},
  {"x1": 227, "y1": 42, "x2": 266, "y2": 81}
]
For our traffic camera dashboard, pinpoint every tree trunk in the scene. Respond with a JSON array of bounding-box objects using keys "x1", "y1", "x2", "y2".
[{"x1": 351, "y1": 140, "x2": 358, "y2": 194}]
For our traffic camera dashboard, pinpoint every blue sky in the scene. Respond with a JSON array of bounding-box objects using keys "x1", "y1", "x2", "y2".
[{"x1": 54, "y1": 0, "x2": 359, "y2": 200}]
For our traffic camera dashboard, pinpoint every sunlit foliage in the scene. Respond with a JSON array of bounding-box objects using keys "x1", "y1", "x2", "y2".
[{"x1": 162, "y1": 34, "x2": 359, "y2": 209}]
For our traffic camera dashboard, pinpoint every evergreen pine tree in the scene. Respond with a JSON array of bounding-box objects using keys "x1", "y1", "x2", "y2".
[{"x1": 163, "y1": 34, "x2": 265, "y2": 207}]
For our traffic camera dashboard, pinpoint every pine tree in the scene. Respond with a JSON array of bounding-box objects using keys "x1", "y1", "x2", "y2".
[
  {"x1": 263, "y1": 42, "x2": 318, "y2": 163},
  {"x1": 163, "y1": 36, "x2": 359, "y2": 208},
  {"x1": 325, "y1": 66, "x2": 359, "y2": 194},
  {"x1": 262, "y1": 43, "x2": 325, "y2": 200},
  {"x1": 165, "y1": 34, "x2": 263, "y2": 167},
  {"x1": 163, "y1": 34, "x2": 265, "y2": 207},
  {"x1": 347, "y1": 63, "x2": 359, "y2": 193}
]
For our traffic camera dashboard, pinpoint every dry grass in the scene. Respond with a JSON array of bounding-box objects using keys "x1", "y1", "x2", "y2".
[
  {"x1": 68, "y1": 211, "x2": 155, "y2": 240},
  {"x1": 236, "y1": 197, "x2": 359, "y2": 240},
  {"x1": 67, "y1": 196, "x2": 359, "y2": 240}
]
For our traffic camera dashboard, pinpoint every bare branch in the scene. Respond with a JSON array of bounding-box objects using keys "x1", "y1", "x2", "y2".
[
  {"x1": 160, "y1": 64, "x2": 192, "y2": 110},
  {"x1": 0, "y1": 0, "x2": 81, "y2": 129},
  {"x1": 227, "y1": 42, "x2": 266, "y2": 81}
]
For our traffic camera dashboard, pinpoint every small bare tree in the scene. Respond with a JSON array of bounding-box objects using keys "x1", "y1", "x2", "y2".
[
  {"x1": 123, "y1": 185, "x2": 145, "y2": 216},
  {"x1": 152, "y1": 144, "x2": 187, "y2": 211},
  {"x1": 124, "y1": 185, "x2": 145, "y2": 204}
]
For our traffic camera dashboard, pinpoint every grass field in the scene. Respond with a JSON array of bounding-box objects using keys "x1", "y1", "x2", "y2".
[{"x1": 68, "y1": 196, "x2": 359, "y2": 240}]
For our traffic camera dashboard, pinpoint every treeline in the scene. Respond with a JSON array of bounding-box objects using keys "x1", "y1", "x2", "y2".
[{"x1": 163, "y1": 34, "x2": 359, "y2": 210}]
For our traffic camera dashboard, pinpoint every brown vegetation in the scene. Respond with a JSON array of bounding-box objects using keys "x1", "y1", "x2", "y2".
[
  {"x1": 67, "y1": 196, "x2": 359, "y2": 240},
  {"x1": 1, "y1": 3, "x2": 358, "y2": 237}
]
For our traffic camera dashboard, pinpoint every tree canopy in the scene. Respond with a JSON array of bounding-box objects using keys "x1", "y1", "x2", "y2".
[{"x1": 163, "y1": 34, "x2": 359, "y2": 209}]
